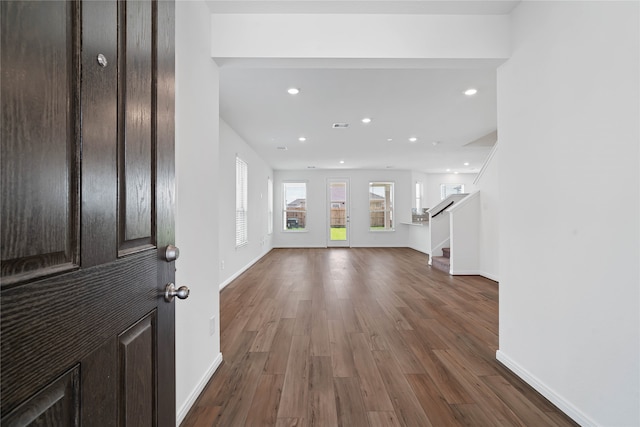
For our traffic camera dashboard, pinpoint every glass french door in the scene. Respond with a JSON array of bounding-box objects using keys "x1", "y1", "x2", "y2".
[{"x1": 328, "y1": 179, "x2": 349, "y2": 247}]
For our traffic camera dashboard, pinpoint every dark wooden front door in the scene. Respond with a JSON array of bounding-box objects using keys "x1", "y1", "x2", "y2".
[{"x1": 1, "y1": 1, "x2": 176, "y2": 425}]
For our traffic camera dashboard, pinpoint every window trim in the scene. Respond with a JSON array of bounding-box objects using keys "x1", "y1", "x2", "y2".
[
  {"x1": 415, "y1": 181, "x2": 423, "y2": 212},
  {"x1": 235, "y1": 156, "x2": 248, "y2": 248},
  {"x1": 440, "y1": 183, "x2": 465, "y2": 200},
  {"x1": 267, "y1": 176, "x2": 273, "y2": 235},
  {"x1": 369, "y1": 181, "x2": 395, "y2": 232},
  {"x1": 282, "y1": 181, "x2": 308, "y2": 232}
]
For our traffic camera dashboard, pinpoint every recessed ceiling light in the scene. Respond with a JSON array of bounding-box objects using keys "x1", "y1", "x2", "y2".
[
  {"x1": 362, "y1": 117, "x2": 372, "y2": 124},
  {"x1": 409, "y1": 137, "x2": 418, "y2": 143},
  {"x1": 339, "y1": 160, "x2": 345, "y2": 164},
  {"x1": 463, "y1": 162, "x2": 469, "y2": 166},
  {"x1": 277, "y1": 146, "x2": 288, "y2": 151},
  {"x1": 298, "y1": 137, "x2": 307, "y2": 142},
  {"x1": 387, "y1": 138, "x2": 393, "y2": 142},
  {"x1": 287, "y1": 88, "x2": 300, "y2": 95},
  {"x1": 454, "y1": 171, "x2": 459, "y2": 174},
  {"x1": 446, "y1": 168, "x2": 451, "y2": 172},
  {"x1": 432, "y1": 141, "x2": 440, "y2": 146},
  {"x1": 464, "y1": 88, "x2": 478, "y2": 96}
]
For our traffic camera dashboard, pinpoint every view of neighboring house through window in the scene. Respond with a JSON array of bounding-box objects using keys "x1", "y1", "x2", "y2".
[
  {"x1": 440, "y1": 183, "x2": 465, "y2": 200},
  {"x1": 267, "y1": 177, "x2": 273, "y2": 235},
  {"x1": 369, "y1": 182, "x2": 394, "y2": 231},
  {"x1": 415, "y1": 181, "x2": 423, "y2": 212},
  {"x1": 235, "y1": 156, "x2": 248, "y2": 247},
  {"x1": 283, "y1": 182, "x2": 306, "y2": 231}
]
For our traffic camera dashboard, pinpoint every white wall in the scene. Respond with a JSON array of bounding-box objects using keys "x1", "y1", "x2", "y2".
[
  {"x1": 211, "y1": 14, "x2": 510, "y2": 61},
  {"x1": 175, "y1": 1, "x2": 221, "y2": 424},
  {"x1": 475, "y1": 145, "x2": 499, "y2": 281},
  {"x1": 424, "y1": 173, "x2": 477, "y2": 209},
  {"x1": 273, "y1": 169, "x2": 412, "y2": 248},
  {"x1": 497, "y1": 2, "x2": 639, "y2": 426},
  {"x1": 218, "y1": 119, "x2": 274, "y2": 289}
]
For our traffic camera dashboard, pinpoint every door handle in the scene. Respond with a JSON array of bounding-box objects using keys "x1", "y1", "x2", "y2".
[
  {"x1": 164, "y1": 283, "x2": 190, "y2": 302},
  {"x1": 164, "y1": 245, "x2": 180, "y2": 262}
]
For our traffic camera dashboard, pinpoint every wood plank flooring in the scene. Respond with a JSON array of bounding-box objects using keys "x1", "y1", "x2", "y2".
[{"x1": 181, "y1": 248, "x2": 578, "y2": 427}]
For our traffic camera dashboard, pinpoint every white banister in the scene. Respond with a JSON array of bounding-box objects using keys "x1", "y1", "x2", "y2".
[{"x1": 473, "y1": 142, "x2": 498, "y2": 185}]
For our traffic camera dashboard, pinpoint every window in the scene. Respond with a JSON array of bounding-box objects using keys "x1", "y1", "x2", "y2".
[
  {"x1": 440, "y1": 183, "x2": 465, "y2": 200},
  {"x1": 283, "y1": 182, "x2": 306, "y2": 231},
  {"x1": 415, "y1": 181, "x2": 423, "y2": 212},
  {"x1": 235, "y1": 156, "x2": 248, "y2": 247},
  {"x1": 267, "y1": 177, "x2": 273, "y2": 235},
  {"x1": 369, "y1": 182, "x2": 394, "y2": 231}
]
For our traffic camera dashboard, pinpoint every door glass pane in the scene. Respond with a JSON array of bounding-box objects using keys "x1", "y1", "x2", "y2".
[{"x1": 329, "y1": 182, "x2": 346, "y2": 241}]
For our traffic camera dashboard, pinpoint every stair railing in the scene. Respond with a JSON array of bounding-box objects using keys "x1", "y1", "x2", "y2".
[
  {"x1": 431, "y1": 201, "x2": 454, "y2": 218},
  {"x1": 427, "y1": 194, "x2": 468, "y2": 265}
]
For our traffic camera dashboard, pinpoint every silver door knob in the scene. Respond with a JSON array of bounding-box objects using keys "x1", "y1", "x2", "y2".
[
  {"x1": 164, "y1": 244, "x2": 180, "y2": 262},
  {"x1": 164, "y1": 283, "x2": 190, "y2": 302}
]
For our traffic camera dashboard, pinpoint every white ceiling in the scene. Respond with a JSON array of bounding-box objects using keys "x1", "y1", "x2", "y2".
[
  {"x1": 215, "y1": 1, "x2": 510, "y2": 173},
  {"x1": 206, "y1": 1, "x2": 519, "y2": 15}
]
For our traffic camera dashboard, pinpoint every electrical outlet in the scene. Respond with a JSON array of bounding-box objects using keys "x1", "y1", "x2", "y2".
[
  {"x1": 209, "y1": 316, "x2": 216, "y2": 336},
  {"x1": 220, "y1": 260, "x2": 225, "y2": 270}
]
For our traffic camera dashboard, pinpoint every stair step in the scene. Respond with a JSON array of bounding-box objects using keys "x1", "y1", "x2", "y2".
[
  {"x1": 442, "y1": 247, "x2": 450, "y2": 258},
  {"x1": 432, "y1": 256, "x2": 450, "y2": 274}
]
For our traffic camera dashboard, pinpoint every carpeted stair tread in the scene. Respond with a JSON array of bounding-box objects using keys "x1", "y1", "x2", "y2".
[
  {"x1": 442, "y1": 247, "x2": 450, "y2": 258},
  {"x1": 432, "y1": 256, "x2": 450, "y2": 274}
]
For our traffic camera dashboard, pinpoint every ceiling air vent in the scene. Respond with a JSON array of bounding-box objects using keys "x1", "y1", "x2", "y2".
[
  {"x1": 276, "y1": 146, "x2": 288, "y2": 150},
  {"x1": 332, "y1": 123, "x2": 349, "y2": 129}
]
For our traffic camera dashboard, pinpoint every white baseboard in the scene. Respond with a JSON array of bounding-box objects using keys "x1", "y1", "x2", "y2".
[
  {"x1": 407, "y1": 244, "x2": 429, "y2": 255},
  {"x1": 219, "y1": 249, "x2": 272, "y2": 291},
  {"x1": 496, "y1": 350, "x2": 596, "y2": 427},
  {"x1": 451, "y1": 269, "x2": 480, "y2": 276},
  {"x1": 349, "y1": 244, "x2": 405, "y2": 248},
  {"x1": 272, "y1": 245, "x2": 328, "y2": 249},
  {"x1": 479, "y1": 270, "x2": 499, "y2": 282},
  {"x1": 450, "y1": 269, "x2": 499, "y2": 282},
  {"x1": 176, "y1": 352, "x2": 223, "y2": 426}
]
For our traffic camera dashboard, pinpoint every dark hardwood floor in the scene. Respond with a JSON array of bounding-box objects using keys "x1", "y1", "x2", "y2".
[{"x1": 181, "y1": 248, "x2": 577, "y2": 427}]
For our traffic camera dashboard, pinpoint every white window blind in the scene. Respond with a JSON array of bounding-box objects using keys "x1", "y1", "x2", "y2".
[
  {"x1": 415, "y1": 181, "x2": 423, "y2": 212},
  {"x1": 267, "y1": 177, "x2": 273, "y2": 235},
  {"x1": 236, "y1": 156, "x2": 248, "y2": 247}
]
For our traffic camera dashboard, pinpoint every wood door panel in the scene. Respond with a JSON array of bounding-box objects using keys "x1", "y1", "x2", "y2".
[
  {"x1": 81, "y1": 0, "x2": 118, "y2": 269},
  {"x1": 0, "y1": 1, "x2": 80, "y2": 285},
  {"x1": 119, "y1": 0, "x2": 154, "y2": 253},
  {"x1": 0, "y1": 251, "x2": 158, "y2": 415},
  {"x1": 81, "y1": 338, "x2": 118, "y2": 427},
  {"x1": 1, "y1": 366, "x2": 80, "y2": 427},
  {"x1": 119, "y1": 313, "x2": 156, "y2": 426}
]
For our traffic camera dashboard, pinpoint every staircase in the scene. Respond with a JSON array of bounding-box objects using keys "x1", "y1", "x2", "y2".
[{"x1": 432, "y1": 247, "x2": 450, "y2": 274}]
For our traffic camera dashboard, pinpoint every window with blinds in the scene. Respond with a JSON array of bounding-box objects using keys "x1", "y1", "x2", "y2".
[
  {"x1": 415, "y1": 181, "x2": 423, "y2": 212},
  {"x1": 236, "y1": 156, "x2": 248, "y2": 247},
  {"x1": 267, "y1": 177, "x2": 273, "y2": 235}
]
